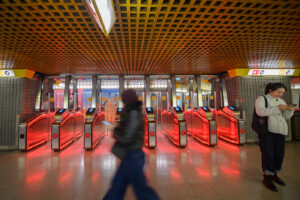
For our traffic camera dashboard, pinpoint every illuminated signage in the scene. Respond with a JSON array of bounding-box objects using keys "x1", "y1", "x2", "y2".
[
  {"x1": 248, "y1": 69, "x2": 295, "y2": 76},
  {"x1": 0, "y1": 70, "x2": 15, "y2": 77},
  {"x1": 86, "y1": 0, "x2": 116, "y2": 37}
]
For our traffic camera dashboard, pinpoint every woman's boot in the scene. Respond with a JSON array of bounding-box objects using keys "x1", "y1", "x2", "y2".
[{"x1": 263, "y1": 174, "x2": 278, "y2": 192}]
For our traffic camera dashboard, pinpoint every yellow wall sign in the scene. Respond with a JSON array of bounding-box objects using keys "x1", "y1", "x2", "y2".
[
  {"x1": 186, "y1": 96, "x2": 190, "y2": 100},
  {"x1": 0, "y1": 69, "x2": 35, "y2": 78},
  {"x1": 162, "y1": 96, "x2": 166, "y2": 101},
  {"x1": 176, "y1": 96, "x2": 181, "y2": 100},
  {"x1": 0, "y1": 70, "x2": 15, "y2": 77},
  {"x1": 210, "y1": 96, "x2": 214, "y2": 100},
  {"x1": 50, "y1": 97, "x2": 54, "y2": 102},
  {"x1": 279, "y1": 70, "x2": 286, "y2": 75},
  {"x1": 102, "y1": 97, "x2": 106, "y2": 101},
  {"x1": 152, "y1": 96, "x2": 157, "y2": 101},
  {"x1": 138, "y1": 96, "x2": 143, "y2": 101},
  {"x1": 88, "y1": 97, "x2": 92, "y2": 101},
  {"x1": 113, "y1": 97, "x2": 118, "y2": 101},
  {"x1": 228, "y1": 68, "x2": 300, "y2": 77}
]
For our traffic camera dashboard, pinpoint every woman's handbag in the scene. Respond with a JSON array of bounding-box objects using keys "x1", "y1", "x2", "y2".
[{"x1": 251, "y1": 96, "x2": 268, "y2": 134}]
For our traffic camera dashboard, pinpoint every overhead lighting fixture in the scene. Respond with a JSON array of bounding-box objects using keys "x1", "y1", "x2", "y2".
[{"x1": 86, "y1": 0, "x2": 116, "y2": 37}]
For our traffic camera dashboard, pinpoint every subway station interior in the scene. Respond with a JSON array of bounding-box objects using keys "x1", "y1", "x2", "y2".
[{"x1": 0, "y1": 0, "x2": 300, "y2": 199}]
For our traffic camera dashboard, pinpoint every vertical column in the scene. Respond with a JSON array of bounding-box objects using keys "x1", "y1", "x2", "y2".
[
  {"x1": 221, "y1": 76, "x2": 228, "y2": 107},
  {"x1": 145, "y1": 76, "x2": 151, "y2": 107},
  {"x1": 171, "y1": 76, "x2": 177, "y2": 107},
  {"x1": 48, "y1": 79, "x2": 55, "y2": 112},
  {"x1": 34, "y1": 77, "x2": 44, "y2": 111},
  {"x1": 196, "y1": 76, "x2": 203, "y2": 107},
  {"x1": 96, "y1": 78, "x2": 101, "y2": 109},
  {"x1": 64, "y1": 76, "x2": 71, "y2": 109},
  {"x1": 91, "y1": 75, "x2": 97, "y2": 108},
  {"x1": 119, "y1": 75, "x2": 124, "y2": 108},
  {"x1": 189, "y1": 77, "x2": 194, "y2": 109},
  {"x1": 73, "y1": 78, "x2": 78, "y2": 110}
]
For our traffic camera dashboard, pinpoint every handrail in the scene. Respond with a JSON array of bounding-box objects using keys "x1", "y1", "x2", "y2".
[
  {"x1": 216, "y1": 110, "x2": 238, "y2": 122},
  {"x1": 194, "y1": 111, "x2": 209, "y2": 124},
  {"x1": 162, "y1": 111, "x2": 178, "y2": 123},
  {"x1": 60, "y1": 114, "x2": 73, "y2": 127},
  {"x1": 93, "y1": 112, "x2": 105, "y2": 126},
  {"x1": 27, "y1": 114, "x2": 50, "y2": 129}
]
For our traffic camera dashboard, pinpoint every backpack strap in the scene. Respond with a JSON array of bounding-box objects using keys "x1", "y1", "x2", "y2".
[{"x1": 263, "y1": 95, "x2": 268, "y2": 108}]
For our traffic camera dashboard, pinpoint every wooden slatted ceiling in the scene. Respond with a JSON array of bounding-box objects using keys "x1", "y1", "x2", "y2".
[{"x1": 0, "y1": 0, "x2": 299, "y2": 75}]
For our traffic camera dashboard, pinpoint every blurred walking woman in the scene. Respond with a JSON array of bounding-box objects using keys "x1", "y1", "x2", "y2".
[
  {"x1": 103, "y1": 89, "x2": 160, "y2": 200},
  {"x1": 255, "y1": 83, "x2": 294, "y2": 192}
]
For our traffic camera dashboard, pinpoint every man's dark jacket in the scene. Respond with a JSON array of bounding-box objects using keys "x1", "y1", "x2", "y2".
[{"x1": 111, "y1": 101, "x2": 144, "y2": 160}]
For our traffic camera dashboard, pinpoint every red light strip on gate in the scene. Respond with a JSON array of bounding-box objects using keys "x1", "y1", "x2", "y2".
[
  {"x1": 27, "y1": 139, "x2": 48, "y2": 151},
  {"x1": 60, "y1": 139, "x2": 74, "y2": 150},
  {"x1": 194, "y1": 136, "x2": 210, "y2": 145},
  {"x1": 218, "y1": 135, "x2": 240, "y2": 145},
  {"x1": 27, "y1": 114, "x2": 49, "y2": 128}
]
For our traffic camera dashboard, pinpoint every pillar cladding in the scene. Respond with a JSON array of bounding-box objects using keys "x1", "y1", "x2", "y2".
[
  {"x1": 63, "y1": 76, "x2": 71, "y2": 109},
  {"x1": 171, "y1": 76, "x2": 177, "y2": 107},
  {"x1": 91, "y1": 75, "x2": 97, "y2": 108},
  {"x1": 225, "y1": 76, "x2": 292, "y2": 143},
  {"x1": 0, "y1": 77, "x2": 41, "y2": 149},
  {"x1": 211, "y1": 78, "x2": 222, "y2": 110},
  {"x1": 119, "y1": 76, "x2": 124, "y2": 108},
  {"x1": 196, "y1": 76, "x2": 203, "y2": 107}
]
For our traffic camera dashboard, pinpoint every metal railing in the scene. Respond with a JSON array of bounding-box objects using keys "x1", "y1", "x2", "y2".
[
  {"x1": 214, "y1": 110, "x2": 245, "y2": 145},
  {"x1": 84, "y1": 112, "x2": 106, "y2": 150},
  {"x1": 19, "y1": 112, "x2": 55, "y2": 151},
  {"x1": 161, "y1": 109, "x2": 187, "y2": 147},
  {"x1": 184, "y1": 110, "x2": 217, "y2": 146}
]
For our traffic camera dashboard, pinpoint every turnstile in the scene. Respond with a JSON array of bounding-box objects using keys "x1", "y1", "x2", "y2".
[
  {"x1": 184, "y1": 106, "x2": 217, "y2": 146},
  {"x1": 19, "y1": 112, "x2": 55, "y2": 151},
  {"x1": 215, "y1": 106, "x2": 245, "y2": 145},
  {"x1": 161, "y1": 107, "x2": 187, "y2": 148},
  {"x1": 84, "y1": 108, "x2": 106, "y2": 150},
  {"x1": 144, "y1": 107, "x2": 156, "y2": 148},
  {"x1": 51, "y1": 109, "x2": 84, "y2": 151}
]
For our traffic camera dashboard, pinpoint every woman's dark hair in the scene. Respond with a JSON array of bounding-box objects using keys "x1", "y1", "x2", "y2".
[{"x1": 264, "y1": 82, "x2": 287, "y2": 95}]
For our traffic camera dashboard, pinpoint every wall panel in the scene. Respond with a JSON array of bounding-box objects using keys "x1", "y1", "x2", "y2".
[{"x1": 0, "y1": 78, "x2": 40, "y2": 149}]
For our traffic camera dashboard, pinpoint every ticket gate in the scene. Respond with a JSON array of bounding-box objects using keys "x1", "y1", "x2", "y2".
[
  {"x1": 184, "y1": 106, "x2": 217, "y2": 146},
  {"x1": 51, "y1": 108, "x2": 84, "y2": 151},
  {"x1": 84, "y1": 108, "x2": 106, "y2": 150},
  {"x1": 215, "y1": 106, "x2": 245, "y2": 145},
  {"x1": 161, "y1": 107, "x2": 187, "y2": 148},
  {"x1": 19, "y1": 112, "x2": 55, "y2": 151},
  {"x1": 144, "y1": 107, "x2": 156, "y2": 148}
]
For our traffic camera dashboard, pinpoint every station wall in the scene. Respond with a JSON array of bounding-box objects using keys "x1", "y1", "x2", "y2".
[{"x1": 0, "y1": 78, "x2": 40, "y2": 149}]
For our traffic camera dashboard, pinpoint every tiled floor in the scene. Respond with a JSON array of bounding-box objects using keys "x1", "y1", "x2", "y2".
[{"x1": 0, "y1": 131, "x2": 300, "y2": 200}]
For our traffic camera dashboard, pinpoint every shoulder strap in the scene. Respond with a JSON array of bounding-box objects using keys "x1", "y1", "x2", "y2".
[{"x1": 263, "y1": 96, "x2": 268, "y2": 108}]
